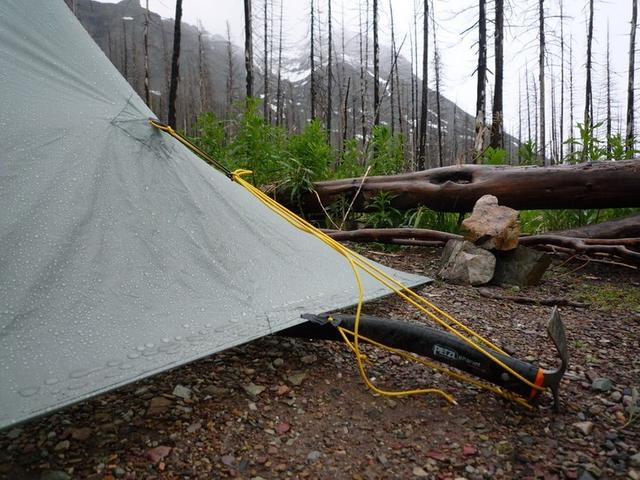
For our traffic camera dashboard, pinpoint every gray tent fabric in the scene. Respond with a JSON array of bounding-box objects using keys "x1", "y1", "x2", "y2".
[{"x1": 0, "y1": 1, "x2": 429, "y2": 430}]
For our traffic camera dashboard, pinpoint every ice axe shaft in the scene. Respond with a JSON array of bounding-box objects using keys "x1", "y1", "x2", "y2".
[{"x1": 282, "y1": 307, "x2": 568, "y2": 408}]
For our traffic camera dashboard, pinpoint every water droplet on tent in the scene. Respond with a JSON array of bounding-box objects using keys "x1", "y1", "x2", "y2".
[{"x1": 18, "y1": 387, "x2": 39, "y2": 397}]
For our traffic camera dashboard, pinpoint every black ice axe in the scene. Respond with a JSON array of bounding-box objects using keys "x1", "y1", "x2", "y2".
[{"x1": 282, "y1": 307, "x2": 568, "y2": 409}]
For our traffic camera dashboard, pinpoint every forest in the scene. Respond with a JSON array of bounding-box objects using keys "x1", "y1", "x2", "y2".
[{"x1": 67, "y1": 0, "x2": 640, "y2": 257}]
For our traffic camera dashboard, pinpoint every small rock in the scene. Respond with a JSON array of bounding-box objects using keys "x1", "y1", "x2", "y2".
[
  {"x1": 6, "y1": 428, "x2": 22, "y2": 439},
  {"x1": 186, "y1": 422, "x2": 201, "y2": 433},
  {"x1": 287, "y1": 373, "x2": 307, "y2": 386},
  {"x1": 40, "y1": 472, "x2": 71, "y2": 480},
  {"x1": 70, "y1": 427, "x2": 92, "y2": 441},
  {"x1": 275, "y1": 422, "x2": 291, "y2": 434},
  {"x1": 463, "y1": 445, "x2": 477, "y2": 456},
  {"x1": 54, "y1": 440, "x2": 70, "y2": 451},
  {"x1": 248, "y1": 402, "x2": 258, "y2": 411},
  {"x1": 113, "y1": 467, "x2": 126, "y2": 478},
  {"x1": 578, "y1": 471, "x2": 596, "y2": 480},
  {"x1": 610, "y1": 391, "x2": 622, "y2": 402},
  {"x1": 461, "y1": 194, "x2": 520, "y2": 251},
  {"x1": 592, "y1": 378, "x2": 613, "y2": 393},
  {"x1": 243, "y1": 383, "x2": 266, "y2": 397},
  {"x1": 300, "y1": 354, "x2": 317, "y2": 365},
  {"x1": 273, "y1": 358, "x2": 284, "y2": 367},
  {"x1": 203, "y1": 385, "x2": 227, "y2": 396},
  {"x1": 492, "y1": 246, "x2": 551, "y2": 287},
  {"x1": 147, "y1": 396, "x2": 172, "y2": 416},
  {"x1": 573, "y1": 421, "x2": 594, "y2": 436},
  {"x1": 146, "y1": 446, "x2": 171, "y2": 463},
  {"x1": 630, "y1": 452, "x2": 640, "y2": 467},
  {"x1": 172, "y1": 384, "x2": 192, "y2": 400},
  {"x1": 275, "y1": 385, "x2": 291, "y2": 396},
  {"x1": 629, "y1": 469, "x2": 640, "y2": 480},
  {"x1": 377, "y1": 454, "x2": 388, "y2": 465},
  {"x1": 221, "y1": 454, "x2": 235, "y2": 466},
  {"x1": 438, "y1": 240, "x2": 496, "y2": 286},
  {"x1": 307, "y1": 450, "x2": 321, "y2": 462},
  {"x1": 412, "y1": 466, "x2": 429, "y2": 477}
]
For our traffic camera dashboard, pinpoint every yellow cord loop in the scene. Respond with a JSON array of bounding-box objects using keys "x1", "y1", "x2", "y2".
[{"x1": 149, "y1": 120, "x2": 546, "y2": 407}]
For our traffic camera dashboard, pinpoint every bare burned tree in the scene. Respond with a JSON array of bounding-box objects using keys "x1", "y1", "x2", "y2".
[
  {"x1": 584, "y1": 0, "x2": 594, "y2": 151},
  {"x1": 538, "y1": 0, "x2": 546, "y2": 165},
  {"x1": 418, "y1": 0, "x2": 429, "y2": 169},
  {"x1": 373, "y1": 0, "x2": 380, "y2": 126},
  {"x1": 310, "y1": 0, "x2": 317, "y2": 119},
  {"x1": 226, "y1": 21, "x2": 235, "y2": 116},
  {"x1": 626, "y1": 0, "x2": 637, "y2": 155},
  {"x1": 606, "y1": 23, "x2": 612, "y2": 155},
  {"x1": 474, "y1": 0, "x2": 487, "y2": 160},
  {"x1": 490, "y1": 0, "x2": 504, "y2": 150},
  {"x1": 167, "y1": 0, "x2": 182, "y2": 128},
  {"x1": 143, "y1": 0, "x2": 150, "y2": 105},
  {"x1": 431, "y1": 1, "x2": 444, "y2": 167},
  {"x1": 275, "y1": 1, "x2": 284, "y2": 126},
  {"x1": 327, "y1": 0, "x2": 333, "y2": 134},
  {"x1": 263, "y1": 0, "x2": 269, "y2": 120},
  {"x1": 244, "y1": 0, "x2": 254, "y2": 100}
]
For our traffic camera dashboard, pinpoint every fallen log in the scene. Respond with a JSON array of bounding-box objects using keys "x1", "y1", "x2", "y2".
[
  {"x1": 279, "y1": 160, "x2": 640, "y2": 214},
  {"x1": 322, "y1": 228, "x2": 640, "y2": 264},
  {"x1": 552, "y1": 213, "x2": 640, "y2": 238},
  {"x1": 477, "y1": 288, "x2": 590, "y2": 308}
]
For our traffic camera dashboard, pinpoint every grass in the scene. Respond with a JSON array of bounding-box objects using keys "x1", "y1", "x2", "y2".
[{"x1": 571, "y1": 283, "x2": 640, "y2": 313}]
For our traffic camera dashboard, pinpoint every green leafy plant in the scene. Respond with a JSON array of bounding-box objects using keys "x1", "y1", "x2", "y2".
[
  {"x1": 404, "y1": 206, "x2": 461, "y2": 233},
  {"x1": 368, "y1": 125, "x2": 404, "y2": 176},
  {"x1": 563, "y1": 121, "x2": 606, "y2": 163},
  {"x1": 518, "y1": 140, "x2": 538, "y2": 165},
  {"x1": 481, "y1": 146, "x2": 507, "y2": 165},
  {"x1": 365, "y1": 191, "x2": 402, "y2": 229}
]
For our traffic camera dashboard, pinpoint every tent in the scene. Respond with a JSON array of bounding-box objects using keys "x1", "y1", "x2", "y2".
[{"x1": 0, "y1": 0, "x2": 428, "y2": 430}]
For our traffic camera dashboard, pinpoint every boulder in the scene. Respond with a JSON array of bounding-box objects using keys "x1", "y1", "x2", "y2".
[
  {"x1": 462, "y1": 195, "x2": 520, "y2": 251},
  {"x1": 438, "y1": 240, "x2": 496, "y2": 286},
  {"x1": 492, "y1": 245, "x2": 551, "y2": 286}
]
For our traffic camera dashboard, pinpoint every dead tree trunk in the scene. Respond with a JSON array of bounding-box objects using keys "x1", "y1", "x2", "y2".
[
  {"x1": 310, "y1": 0, "x2": 317, "y2": 120},
  {"x1": 226, "y1": 22, "x2": 235, "y2": 116},
  {"x1": 167, "y1": 0, "x2": 182, "y2": 128},
  {"x1": 418, "y1": 0, "x2": 429, "y2": 169},
  {"x1": 490, "y1": 0, "x2": 504, "y2": 150},
  {"x1": 474, "y1": 0, "x2": 487, "y2": 160},
  {"x1": 432, "y1": 3, "x2": 444, "y2": 168},
  {"x1": 263, "y1": 0, "x2": 269, "y2": 120},
  {"x1": 327, "y1": 0, "x2": 333, "y2": 134},
  {"x1": 275, "y1": 1, "x2": 284, "y2": 126},
  {"x1": 244, "y1": 0, "x2": 254, "y2": 100},
  {"x1": 626, "y1": 0, "x2": 637, "y2": 155},
  {"x1": 143, "y1": 0, "x2": 150, "y2": 106},
  {"x1": 569, "y1": 35, "x2": 575, "y2": 156},
  {"x1": 278, "y1": 161, "x2": 640, "y2": 214},
  {"x1": 559, "y1": 0, "x2": 565, "y2": 161},
  {"x1": 538, "y1": 0, "x2": 546, "y2": 165},
  {"x1": 606, "y1": 23, "x2": 612, "y2": 156},
  {"x1": 584, "y1": 0, "x2": 594, "y2": 148},
  {"x1": 373, "y1": 0, "x2": 380, "y2": 126}
]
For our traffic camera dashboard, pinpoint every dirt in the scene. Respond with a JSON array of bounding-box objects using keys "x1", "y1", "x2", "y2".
[{"x1": 1, "y1": 247, "x2": 639, "y2": 480}]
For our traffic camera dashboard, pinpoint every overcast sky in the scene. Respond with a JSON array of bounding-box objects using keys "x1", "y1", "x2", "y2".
[{"x1": 102, "y1": 0, "x2": 635, "y2": 142}]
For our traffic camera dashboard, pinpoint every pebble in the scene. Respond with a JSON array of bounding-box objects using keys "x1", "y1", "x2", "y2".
[
  {"x1": 307, "y1": 450, "x2": 321, "y2": 462},
  {"x1": 147, "y1": 396, "x2": 172, "y2": 416},
  {"x1": 243, "y1": 383, "x2": 266, "y2": 397},
  {"x1": 300, "y1": 355, "x2": 317, "y2": 365},
  {"x1": 630, "y1": 452, "x2": 640, "y2": 468},
  {"x1": 573, "y1": 421, "x2": 594, "y2": 436},
  {"x1": 412, "y1": 466, "x2": 428, "y2": 477},
  {"x1": 40, "y1": 472, "x2": 71, "y2": 480},
  {"x1": 172, "y1": 384, "x2": 192, "y2": 400},
  {"x1": 113, "y1": 466, "x2": 126, "y2": 478},
  {"x1": 610, "y1": 391, "x2": 622, "y2": 402},
  {"x1": 6, "y1": 429, "x2": 21, "y2": 440},
  {"x1": 591, "y1": 378, "x2": 613, "y2": 393},
  {"x1": 273, "y1": 358, "x2": 284, "y2": 367},
  {"x1": 146, "y1": 446, "x2": 171, "y2": 463},
  {"x1": 54, "y1": 440, "x2": 70, "y2": 451},
  {"x1": 287, "y1": 373, "x2": 307, "y2": 386}
]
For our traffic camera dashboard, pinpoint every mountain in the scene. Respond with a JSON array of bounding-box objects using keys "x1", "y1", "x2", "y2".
[{"x1": 71, "y1": 0, "x2": 518, "y2": 165}]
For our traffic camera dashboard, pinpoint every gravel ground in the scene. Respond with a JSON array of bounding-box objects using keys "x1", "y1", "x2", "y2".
[{"x1": 1, "y1": 247, "x2": 639, "y2": 480}]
